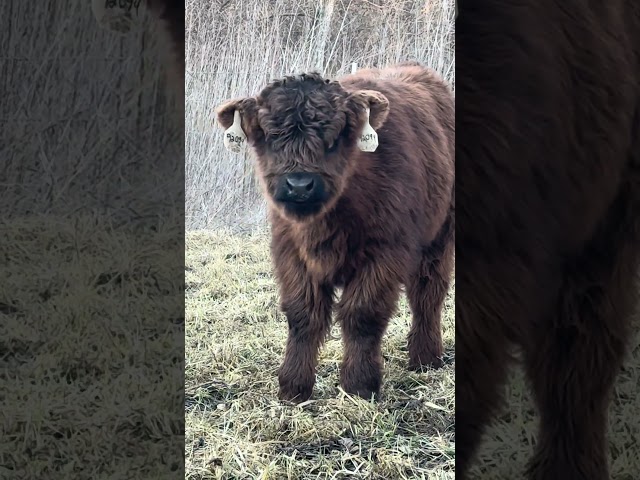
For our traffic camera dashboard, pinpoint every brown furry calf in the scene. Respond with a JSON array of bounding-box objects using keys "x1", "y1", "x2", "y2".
[
  {"x1": 216, "y1": 63, "x2": 455, "y2": 402},
  {"x1": 457, "y1": 2, "x2": 640, "y2": 479}
]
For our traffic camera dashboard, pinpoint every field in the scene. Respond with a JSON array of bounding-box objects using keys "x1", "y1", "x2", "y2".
[
  {"x1": 3, "y1": 0, "x2": 639, "y2": 478},
  {"x1": 185, "y1": 1, "x2": 456, "y2": 474},
  {"x1": 0, "y1": 216, "x2": 183, "y2": 478},
  {"x1": 2, "y1": 2, "x2": 184, "y2": 478},
  {"x1": 184, "y1": 1, "x2": 640, "y2": 479},
  {"x1": 184, "y1": 231, "x2": 640, "y2": 479},
  {"x1": 185, "y1": 230, "x2": 456, "y2": 479}
]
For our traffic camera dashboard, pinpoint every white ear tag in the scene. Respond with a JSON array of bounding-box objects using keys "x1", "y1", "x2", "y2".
[
  {"x1": 223, "y1": 110, "x2": 248, "y2": 154},
  {"x1": 92, "y1": 0, "x2": 144, "y2": 35},
  {"x1": 357, "y1": 108, "x2": 379, "y2": 152}
]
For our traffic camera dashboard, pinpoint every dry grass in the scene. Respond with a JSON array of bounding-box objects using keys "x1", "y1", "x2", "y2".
[
  {"x1": 1, "y1": 2, "x2": 184, "y2": 477},
  {"x1": 183, "y1": 229, "x2": 640, "y2": 479},
  {"x1": 185, "y1": 230, "x2": 455, "y2": 479},
  {"x1": 1, "y1": 2, "x2": 182, "y2": 222},
  {"x1": 0, "y1": 215, "x2": 184, "y2": 478}
]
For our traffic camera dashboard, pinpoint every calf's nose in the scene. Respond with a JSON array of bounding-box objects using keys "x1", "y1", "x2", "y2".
[
  {"x1": 274, "y1": 172, "x2": 324, "y2": 204},
  {"x1": 285, "y1": 174, "x2": 315, "y2": 196}
]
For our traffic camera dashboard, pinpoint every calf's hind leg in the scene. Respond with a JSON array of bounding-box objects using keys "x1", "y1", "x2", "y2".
[
  {"x1": 406, "y1": 214, "x2": 454, "y2": 369},
  {"x1": 524, "y1": 192, "x2": 640, "y2": 480}
]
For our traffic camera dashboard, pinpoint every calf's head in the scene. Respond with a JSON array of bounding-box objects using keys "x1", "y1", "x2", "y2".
[{"x1": 216, "y1": 73, "x2": 389, "y2": 221}]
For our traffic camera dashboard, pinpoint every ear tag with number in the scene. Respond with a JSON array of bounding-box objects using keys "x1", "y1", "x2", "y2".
[
  {"x1": 357, "y1": 108, "x2": 378, "y2": 152},
  {"x1": 223, "y1": 110, "x2": 247, "y2": 153}
]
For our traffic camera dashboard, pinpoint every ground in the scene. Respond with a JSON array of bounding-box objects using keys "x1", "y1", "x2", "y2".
[
  {"x1": 468, "y1": 335, "x2": 640, "y2": 480},
  {"x1": 0, "y1": 216, "x2": 183, "y2": 478},
  {"x1": 4, "y1": 221, "x2": 636, "y2": 479},
  {"x1": 185, "y1": 229, "x2": 456, "y2": 480},
  {"x1": 186, "y1": 229, "x2": 640, "y2": 480}
]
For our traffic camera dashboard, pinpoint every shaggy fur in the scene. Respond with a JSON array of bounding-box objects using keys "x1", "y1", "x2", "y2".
[
  {"x1": 457, "y1": 2, "x2": 640, "y2": 479},
  {"x1": 217, "y1": 63, "x2": 455, "y2": 402},
  {"x1": 146, "y1": 0, "x2": 184, "y2": 102}
]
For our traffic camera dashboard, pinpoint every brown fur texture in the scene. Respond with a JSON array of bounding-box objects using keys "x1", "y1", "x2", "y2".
[
  {"x1": 217, "y1": 63, "x2": 455, "y2": 402},
  {"x1": 147, "y1": 0, "x2": 184, "y2": 102},
  {"x1": 457, "y1": 2, "x2": 640, "y2": 478}
]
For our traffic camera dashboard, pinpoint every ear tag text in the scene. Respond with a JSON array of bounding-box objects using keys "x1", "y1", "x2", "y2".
[
  {"x1": 357, "y1": 107, "x2": 378, "y2": 152},
  {"x1": 223, "y1": 109, "x2": 247, "y2": 153}
]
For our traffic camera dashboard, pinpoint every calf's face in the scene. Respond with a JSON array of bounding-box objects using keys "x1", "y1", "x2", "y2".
[{"x1": 216, "y1": 73, "x2": 389, "y2": 221}]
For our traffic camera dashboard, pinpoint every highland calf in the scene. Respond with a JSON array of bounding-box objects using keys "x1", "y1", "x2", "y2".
[
  {"x1": 457, "y1": 2, "x2": 640, "y2": 479},
  {"x1": 216, "y1": 63, "x2": 455, "y2": 402}
]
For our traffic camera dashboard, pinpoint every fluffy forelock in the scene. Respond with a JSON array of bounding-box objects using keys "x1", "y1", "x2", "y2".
[{"x1": 255, "y1": 73, "x2": 350, "y2": 162}]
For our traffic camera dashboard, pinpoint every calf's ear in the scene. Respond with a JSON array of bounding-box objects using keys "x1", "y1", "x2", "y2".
[
  {"x1": 346, "y1": 89, "x2": 390, "y2": 152},
  {"x1": 347, "y1": 89, "x2": 390, "y2": 130},
  {"x1": 215, "y1": 97, "x2": 261, "y2": 153}
]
